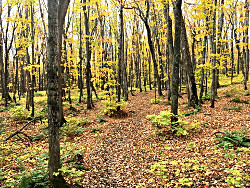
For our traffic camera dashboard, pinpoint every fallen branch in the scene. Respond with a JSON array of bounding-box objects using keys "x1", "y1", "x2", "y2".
[
  {"x1": 5, "y1": 117, "x2": 43, "y2": 141},
  {"x1": 211, "y1": 131, "x2": 226, "y2": 137}
]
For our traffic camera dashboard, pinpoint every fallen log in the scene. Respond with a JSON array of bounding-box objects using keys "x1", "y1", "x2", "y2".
[{"x1": 5, "y1": 117, "x2": 43, "y2": 141}]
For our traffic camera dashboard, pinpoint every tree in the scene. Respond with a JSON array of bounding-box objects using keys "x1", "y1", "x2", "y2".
[
  {"x1": 47, "y1": 0, "x2": 70, "y2": 186},
  {"x1": 171, "y1": 0, "x2": 182, "y2": 123},
  {"x1": 163, "y1": 1, "x2": 174, "y2": 101},
  {"x1": 135, "y1": 0, "x2": 163, "y2": 97},
  {"x1": 244, "y1": 0, "x2": 249, "y2": 90},
  {"x1": 0, "y1": 0, "x2": 3, "y2": 100},
  {"x1": 83, "y1": 0, "x2": 94, "y2": 109},
  {"x1": 210, "y1": 0, "x2": 217, "y2": 108},
  {"x1": 180, "y1": 16, "x2": 199, "y2": 108},
  {"x1": 117, "y1": 0, "x2": 124, "y2": 110}
]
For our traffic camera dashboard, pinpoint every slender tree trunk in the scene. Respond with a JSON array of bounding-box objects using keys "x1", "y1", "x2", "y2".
[
  {"x1": 163, "y1": 2, "x2": 173, "y2": 101},
  {"x1": 0, "y1": 0, "x2": 3, "y2": 99},
  {"x1": 117, "y1": 1, "x2": 124, "y2": 110},
  {"x1": 148, "y1": 52, "x2": 152, "y2": 90},
  {"x1": 199, "y1": 33, "x2": 207, "y2": 104},
  {"x1": 171, "y1": 0, "x2": 182, "y2": 123},
  {"x1": 210, "y1": 0, "x2": 217, "y2": 108},
  {"x1": 83, "y1": 0, "x2": 93, "y2": 109},
  {"x1": 244, "y1": 0, "x2": 249, "y2": 90},
  {"x1": 31, "y1": 4, "x2": 35, "y2": 117},
  {"x1": 4, "y1": 4, "x2": 14, "y2": 106},
  {"x1": 123, "y1": 40, "x2": 128, "y2": 100},
  {"x1": 58, "y1": 0, "x2": 70, "y2": 125},
  {"x1": 230, "y1": 23, "x2": 234, "y2": 84},
  {"x1": 79, "y1": 10, "x2": 83, "y2": 103},
  {"x1": 180, "y1": 17, "x2": 198, "y2": 108}
]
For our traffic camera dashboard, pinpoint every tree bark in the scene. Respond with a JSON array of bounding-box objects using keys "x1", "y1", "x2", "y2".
[
  {"x1": 47, "y1": 0, "x2": 69, "y2": 186},
  {"x1": 244, "y1": 0, "x2": 249, "y2": 90},
  {"x1": 163, "y1": 2, "x2": 173, "y2": 101},
  {"x1": 83, "y1": 0, "x2": 94, "y2": 109},
  {"x1": 0, "y1": 0, "x2": 3, "y2": 99},
  {"x1": 210, "y1": 0, "x2": 217, "y2": 108},
  {"x1": 171, "y1": 0, "x2": 182, "y2": 123},
  {"x1": 180, "y1": 16, "x2": 199, "y2": 108},
  {"x1": 117, "y1": 1, "x2": 124, "y2": 110},
  {"x1": 58, "y1": 0, "x2": 70, "y2": 125}
]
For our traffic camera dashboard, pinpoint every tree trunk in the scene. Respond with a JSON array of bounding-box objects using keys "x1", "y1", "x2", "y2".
[
  {"x1": 47, "y1": 0, "x2": 70, "y2": 186},
  {"x1": 31, "y1": 4, "x2": 35, "y2": 117},
  {"x1": 244, "y1": 0, "x2": 249, "y2": 90},
  {"x1": 58, "y1": 0, "x2": 70, "y2": 125},
  {"x1": 83, "y1": 0, "x2": 93, "y2": 109},
  {"x1": 79, "y1": 10, "x2": 83, "y2": 103},
  {"x1": 180, "y1": 16, "x2": 199, "y2": 108},
  {"x1": 163, "y1": 2, "x2": 173, "y2": 101},
  {"x1": 117, "y1": 2, "x2": 124, "y2": 110},
  {"x1": 47, "y1": 0, "x2": 61, "y2": 181},
  {"x1": 171, "y1": 0, "x2": 182, "y2": 123},
  {"x1": 210, "y1": 0, "x2": 217, "y2": 108},
  {"x1": 0, "y1": 0, "x2": 3, "y2": 100}
]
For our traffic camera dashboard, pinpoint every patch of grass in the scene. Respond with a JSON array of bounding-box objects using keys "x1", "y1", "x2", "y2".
[
  {"x1": 10, "y1": 106, "x2": 29, "y2": 121},
  {"x1": 183, "y1": 105, "x2": 202, "y2": 116},
  {"x1": 230, "y1": 96, "x2": 249, "y2": 104},
  {"x1": 150, "y1": 97, "x2": 162, "y2": 104},
  {"x1": 97, "y1": 114, "x2": 107, "y2": 124},
  {"x1": 90, "y1": 127, "x2": 101, "y2": 133},
  {"x1": 162, "y1": 100, "x2": 171, "y2": 105},
  {"x1": 224, "y1": 88, "x2": 236, "y2": 97},
  {"x1": 223, "y1": 105, "x2": 242, "y2": 112}
]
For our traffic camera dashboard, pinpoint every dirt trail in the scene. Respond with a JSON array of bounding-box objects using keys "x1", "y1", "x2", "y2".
[
  {"x1": 76, "y1": 86, "x2": 250, "y2": 187},
  {"x1": 80, "y1": 92, "x2": 168, "y2": 187}
]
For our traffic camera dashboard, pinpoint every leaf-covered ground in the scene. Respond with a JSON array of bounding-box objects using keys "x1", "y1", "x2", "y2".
[{"x1": 0, "y1": 84, "x2": 249, "y2": 187}]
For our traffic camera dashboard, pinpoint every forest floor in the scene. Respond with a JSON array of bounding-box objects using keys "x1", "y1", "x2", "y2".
[{"x1": 0, "y1": 83, "x2": 250, "y2": 187}]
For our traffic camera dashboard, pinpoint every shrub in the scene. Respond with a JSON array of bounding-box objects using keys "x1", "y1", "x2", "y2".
[
  {"x1": 10, "y1": 106, "x2": 29, "y2": 121},
  {"x1": 202, "y1": 92, "x2": 211, "y2": 101},
  {"x1": 61, "y1": 118, "x2": 88, "y2": 138},
  {"x1": 150, "y1": 97, "x2": 162, "y2": 104},
  {"x1": 19, "y1": 168, "x2": 49, "y2": 188},
  {"x1": 101, "y1": 100, "x2": 127, "y2": 116},
  {"x1": 146, "y1": 111, "x2": 199, "y2": 136}
]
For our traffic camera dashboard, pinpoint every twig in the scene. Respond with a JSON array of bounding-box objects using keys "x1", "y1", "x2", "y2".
[{"x1": 211, "y1": 131, "x2": 226, "y2": 137}]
